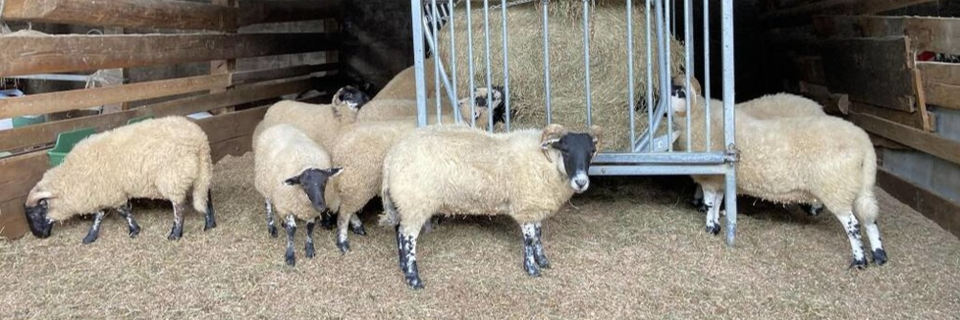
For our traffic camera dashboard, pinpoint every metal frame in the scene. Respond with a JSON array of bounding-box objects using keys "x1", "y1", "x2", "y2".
[{"x1": 409, "y1": 0, "x2": 739, "y2": 246}]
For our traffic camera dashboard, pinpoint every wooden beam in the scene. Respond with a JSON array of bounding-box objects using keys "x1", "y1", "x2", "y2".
[
  {"x1": 813, "y1": 16, "x2": 960, "y2": 56},
  {"x1": 0, "y1": 33, "x2": 339, "y2": 77},
  {"x1": 799, "y1": 81, "x2": 849, "y2": 114},
  {"x1": 0, "y1": 151, "x2": 47, "y2": 203},
  {"x1": 231, "y1": 63, "x2": 337, "y2": 84},
  {"x1": 877, "y1": 168, "x2": 960, "y2": 239},
  {"x1": 849, "y1": 102, "x2": 925, "y2": 129},
  {"x1": 238, "y1": 0, "x2": 342, "y2": 26},
  {"x1": 0, "y1": 78, "x2": 318, "y2": 152},
  {"x1": 821, "y1": 36, "x2": 918, "y2": 112},
  {"x1": 195, "y1": 106, "x2": 266, "y2": 143},
  {"x1": 210, "y1": 134, "x2": 254, "y2": 162},
  {"x1": 0, "y1": 74, "x2": 231, "y2": 119},
  {"x1": 210, "y1": 0, "x2": 238, "y2": 116},
  {"x1": 849, "y1": 112, "x2": 960, "y2": 166},
  {"x1": 759, "y1": 0, "x2": 938, "y2": 27},
  {"x1": 0, "y1": 0, "x2": 239, "y2": 31},
  {"x1": 0, "y1": 196, "x2": 30, "y2": 240},
  {"x1": 917, "y1": 62, "x2": 960, "y2": 110}
]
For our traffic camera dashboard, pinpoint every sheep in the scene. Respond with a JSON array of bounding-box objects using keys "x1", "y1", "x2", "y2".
[
  {"x1": 251, "y1": 86, "x2": 366, "y2": 151},
  {"x1": 373, "y1": 58, "x2": 437, "y2": 100},
  {"x1": 669, "y1": 82, "x2": 888, "y2": 269},
  {"x1": 689, "y1": 91, "x2": 828, "y2": 215},
  {"x1": 378, "y1": 123, "x2": 602, "y2": 289},
  {"x1": 24, "y1": 116, "x2": 215, "y2": 243},
  {"x1": 327, "y1": 98, "x2": 497, "y2": 254},
  {"x1": 254, "y1": 123, "x2": 343, "y2": 266},
  {"x1": 330, "y1": 85, "x2": 371, "y2": 110},
  {"x1": 357, "y1": 86, "x2": 505, "y2": 123}
]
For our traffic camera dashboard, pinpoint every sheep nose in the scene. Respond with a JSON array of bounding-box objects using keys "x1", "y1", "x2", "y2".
[{"x1": 575, "y1": 180, "x2": 587, "y2": 188}]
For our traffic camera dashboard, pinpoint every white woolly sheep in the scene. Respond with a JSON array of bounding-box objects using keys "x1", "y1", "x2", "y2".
[
  {"x1": 330, "y1": 85, "x2": 371, "y2": 110},
  {"x1": 24, "y1": 116, "x2": 215, "y2": 243},
  {"x1": 378, "y1": 123, "x2": 602, "y2": 289},
  {"x1": 669, "y1": 83, "x2": 887, "y2": 269},
  {"x1": 357, "y1": 86, "x2": 505, "y2": 123},
  {"x1": 690, "y1": 91, "x2": 828, "y2": 215},
  {"x1": 373, "y1": 58, "x2": 437, "y2": 100},
  {"x1": 251, "y1": 91, "x2": 363, "y2": 152},
  {"x1": 254, "y1": 123, "x2": 344, "y2": 267},
  {"x1": 327, "y1": 99, "x2": 496, "y2": 254}
]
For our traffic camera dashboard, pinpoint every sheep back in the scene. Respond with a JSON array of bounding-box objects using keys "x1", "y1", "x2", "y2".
[
  {"x1": 736, "y1": 93, "x2": 826, "y2": 119},
  {"x1": 252, "y1": 100, "x2": 356, "y2": 151}
]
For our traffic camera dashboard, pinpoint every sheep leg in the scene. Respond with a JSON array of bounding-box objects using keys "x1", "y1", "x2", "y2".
[
  {"x1": 282, "y1": 214, "x2": 297, "y2": 266},
  {"x1": 397, "y1": 223, "x2": 424, "y2": 289},
  {"x1": 81, "y1": 210, "x2": 107, "y2": 244},
  {"x1": 305, "y1": 217, "x2": 317, "y2": 259},
  {"x1": 865, "y1": 222, "x2": 887, "y2": 266},
  {"x1": 203, "y1": 189, "x2": 217, "y2": 231},
  {"x1": 702, "y1": 188, "x2": 723, "y2": 235},
  {"x1": 265, "y1": 200, "x2": 278, "y2": 238},
  {"x1": 692, "y1": 184, "x2": 708, "y2": 213},
  {"x1": 532, "y1": 222, "x2": 551, "y2": 269},
  {"x1": 336, "y1": 211, "x2": 353, "y2": 254},
  {"x1": 836, "y1": 212, "x2": 868, "y2": 269},
  {"x1": 800, "y1": 200, "x2": 825, "y2": 216},
  {"x1": 520, "y1": 222, "x2": 541, "y2": 277},
  {"x1": 349, "y1": 214, "x2": 367, "y2": 236},
  {"x1": 117, "y1": 202, "x2": 141, "y2": 238},
  {"x1": 167, "y1": 203, "x2": 184, "y2": 240}
]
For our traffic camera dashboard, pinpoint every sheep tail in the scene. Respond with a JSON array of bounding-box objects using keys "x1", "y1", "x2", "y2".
[
  {"x1": 378, "y1": 188, "x2": 400, "y2": 227},
  {"x1": 854, "y1": 147, "x2": 879, "y2": 224},
  {"x1": 192, "y1": 143, "x2": 214, "y2": 214}
]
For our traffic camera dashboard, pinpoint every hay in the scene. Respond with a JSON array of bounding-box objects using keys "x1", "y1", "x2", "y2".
[{"x1": 436, "y1": 1, "x2": 686, "y2": 150}]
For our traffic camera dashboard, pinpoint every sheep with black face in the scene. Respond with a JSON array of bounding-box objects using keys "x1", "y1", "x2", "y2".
[{"x1": 378, "y1": 123, "x2": 601, "y2": 289}]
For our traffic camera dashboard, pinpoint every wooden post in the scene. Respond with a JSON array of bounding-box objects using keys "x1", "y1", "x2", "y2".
[
  {"x1": 102, "y1": 27, "x2": 127, "y2": 113},
  {"x1": 210, "y1": 0, "x2": 239, "y2": 116}
]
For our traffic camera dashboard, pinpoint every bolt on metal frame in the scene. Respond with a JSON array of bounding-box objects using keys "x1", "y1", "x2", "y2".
[{"x1": 409, "y1": 0, "x2": 739, "y2": 246}]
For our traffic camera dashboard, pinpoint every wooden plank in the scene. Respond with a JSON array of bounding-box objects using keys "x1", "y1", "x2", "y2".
[
  {"x1": 196, "y1": 107, "x2": 266, "y2": 143},
  {"x1": 813, "y1": 16, "x2": 960, "y2": 55},
  {"x1": 850, "y1": 102, "x2": 924, "y2": 129},
  {"x1": 799, "y1": 81, "x2": 849, "y2": 114},
  {"x1": 0, "y1": 152, "x2": 47, "y2": 203},
  {"x1": 917, "y1": 62, "x2": 960, "y2": 110},
  {"x1": 0, "y1": 196, "x2": 30, "y2": 241},
  {"x1": 759, "y1": 0, "x2": 938, "y2": 27},
  {"x1": 238, "y1": 0, "x2": 342, "y2": 26},
  {"x1": 231, "y1": 63, "x2": 337, "y2": 84},
  {"x1": 877, "y1": 168, "x2": 960, "y2": 239},
  {"x1": 0, "y1": 33, "x2": 339, "y2": 77},
  {"x1": 211, "y1": 134, "x2": 254, "y2": 162},
  {"x1": 210, "y1": 0, "x2": 237, "y2": 116},
  {"x1": 0, "y1": 74, "x2": 231, "y2": 119},
  {"x1": 0, "y1": 0, "x2": 238, "y2": 31},
  {"x1": 849, "y1": 112, "x2": 960, "y2": 166},
  {"x1": 0, "y1": 78, "x2": 318, "y2": 152},
  {"x1": 821, "y1": 36, "x2": 917, "y2": 112}
]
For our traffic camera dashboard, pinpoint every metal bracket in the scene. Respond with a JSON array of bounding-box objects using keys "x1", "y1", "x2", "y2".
[{"x1": 724, "y1": 143, "x2": 740, "y2": 163}]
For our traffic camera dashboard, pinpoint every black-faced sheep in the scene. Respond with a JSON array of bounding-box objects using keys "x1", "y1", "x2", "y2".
[
  {"x1": 254, "y1": 123, "x2": 343, "y2": 266},
  {"x1": 357, "y1": 86, "x2": 505, "y2": 124},
  {"x1": 378, "y1": 123, "x2": 602, "y2": 289},
  {"x1": 331, "y1": 85, "x2": 371, "y2": 110},
  {"x1": 24, "y1": 116, "x2": 215, "y2": 243},
  {"x1": 669, "y1": 83, "x2": 887, "y2": 269}
]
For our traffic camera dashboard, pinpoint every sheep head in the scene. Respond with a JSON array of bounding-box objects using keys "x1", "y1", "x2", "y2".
[
  {"x1": 284, "y1": 167, "x2": 344, "y2": 214},
  {"x1": 24, "y1": 183, "x2": 56, "y2": 238},
  {"x1": 541, "y1": 124, "x2": 602, "y2": 193},
  {"x1": 332, "y1": 86, "x2": 370, "y2": 111},
  {"x1": 540, "y1": 124, "x2": 569, "y2": 163}
]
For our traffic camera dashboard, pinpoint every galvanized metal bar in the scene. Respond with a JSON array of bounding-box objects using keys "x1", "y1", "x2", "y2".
[
  {"x1": 645, "y1": 0, "x2": 654, "y2": 153},
  {"x1": 501, "y1": 0, "x2": 511, "y2": 130},
  {"x1": 430, "y1": 0, "x2": 443, "y2": 124},
  {"x1": 657, "y1": 0, "x2": 673, "y2": 152},
  {"x1": 412, "y1": 0, "x2": 428, "y2": 128},
  {"x1": 704, "y1": 0, "x2": 712, "y2": 151},
  {"x1": 594, "y1": 152, "x2": 727, "y2": 164},
  {"x1": 483, "y1": 0, "x2": 494, "y2": 132},
  {"x1": 590, "y1": 164, "x2": 730, "y2": 176},
  {"x1": 627, "y1": 0, "x2": 635, "y2": 148},
  {"x1": 448, "y1": 0, "x2": 461, "y2": 123},
  {"x1": 467, "y1": 0, "x2": 477, "y2": 128},
  {"x1": 721, "y1": 0, "x2": 738, "y2": 247},
  {"x1": 420, "y1": 16, "x2": 461, "y2": 118},
  {"x1": 683, "y1": 0, "x2": 693, "y2": 152},
  {"x1": 542, "y1": 0, "x2": 552, "y2": 124},
  {"x1": 582, "y1": 0, "x2": 592, "y2": 127}
]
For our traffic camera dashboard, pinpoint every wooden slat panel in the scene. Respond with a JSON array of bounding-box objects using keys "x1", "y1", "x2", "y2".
[
  {"x1": 211, "y1": 134, "x2": 254, "y2": 163},
  {"x1": 0, "y1": 78, "x2": 318, "y2": 152},
  {"x1": 238, "y1": 0, "x2": 342, "y2": 26},
  {"x1": 917, "y1": 62, "x2": 960, "y2": 110},
  {"x1": 0, "y1": 33, "x2": 339, "y2": 77},
  {"x1": 196, "y1": 106, "x2": 266, "y2": 143},
  {"x1": 798, "y1": 81, "x2": 849, "y2": 114},
  {"x1": 813, "y1": 16, "x2": 960, "y2": 55},
  {"x1": 1, "y1": 0, "x2": 238, "y2": 31},
  {"x1": 759, "y1": 0, "x2": 937, "y2": 27},
  {"x1": 0, "y1": 74, "x2": 231, "y2": 119},
  {"x1": 0, "y1": 196, "x2": 30, "y2": 240},
  {"x1": 877, "y1": 168, "x2": 960, "y2": 239},
  {"x1": 821, "y1": 36, "x2": 917, "y2": 112},
  {"x1": 0, "y1": 152, "x2": 47, "y2": 203},
  {"x1": 231, "y1": 63, "x2": 337, "y2": 84},
  {"x1": 850, "y1": 102, "x2": 924, "y2": 129},
  {"x1": 849, "y1": 112, "x2": 960, "y2": 166}
]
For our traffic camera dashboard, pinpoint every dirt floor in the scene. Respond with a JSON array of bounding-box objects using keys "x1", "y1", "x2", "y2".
[{"x1": 2, "y1": 152, "x2": 959, "y2": 319}]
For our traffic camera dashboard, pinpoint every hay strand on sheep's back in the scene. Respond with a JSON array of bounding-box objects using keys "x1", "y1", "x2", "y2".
[{"x1": 436, "y1": 1, "x2": 685, "y2": 150}]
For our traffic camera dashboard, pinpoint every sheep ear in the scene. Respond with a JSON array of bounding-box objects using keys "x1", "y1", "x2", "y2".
[
  {"x1": 283, "y1": 176, "x2": 301, "y2": 186},
  {"x1": 588, "y1": 125, "x2": 603, "y2": 146},
  {"x1": 325, "y1": 167, "x2": 344, "y2": 177},
  {"x1": 540, "y1": 123, "x2": 567, "y2": 143},
  {"x1": 25, "y1": 189, "x2": 54, "y2": 207}
]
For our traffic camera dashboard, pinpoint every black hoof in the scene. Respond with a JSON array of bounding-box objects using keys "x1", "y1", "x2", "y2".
[
  {"x1": 405, "y1": 275, "x2": 424, "y2": 289},
  {"x1": 305, "y1": 243, "x2": 316, "y2": 259},
  {"x1": 129, "y1": 226, "x2": 141, "y2": 238},
  {"x1": 350, "y1": 224, "x2": 367, "y2": 236},
  {"x1": 337, "y1": 240, "x2": 351, "y2": 254},
  {"x1": 706, "y1": 224, "x2": 721, "y2": 235},
  {"x1": 849, "y1": 258, "x2": 868, "y2": 270},
  {"x1": 524, "y1": 261, "x2": 541, "y2": 277},
  {"x1": 537, "y1": 258, "x2": 552, "y2": 269},
  {"x1": 285, "y1": 251, "x2": 296, "y2": 267},
  {"x1": 167, "y1": 227, "x2": 183, "y2": 240},
  {"x1": 268, "y1": 225, "x2": 278, "y2": 238},
  {"x1": 872, "y1": 248, "x2": 888, "y2": 266},
  {"x1": 82, "y1": 234, "x2": 98, "y2": 244},
  {"x1": 204, "y1": 217, "x2": 217, "y2": 231}
]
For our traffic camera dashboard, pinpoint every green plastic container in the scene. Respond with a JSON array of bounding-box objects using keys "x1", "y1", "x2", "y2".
[
  {"x1": 47, "y1": 127, "x2": 97, "y2": 167},
  {"x1": 12, "y1": 115, "x2": 46, "y2": 128},
  {"x1": 126, "y1": 115, "x2": 153, "y2": 125}
]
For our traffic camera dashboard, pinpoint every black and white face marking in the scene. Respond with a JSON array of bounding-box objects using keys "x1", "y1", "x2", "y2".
[
  {"x1": 334, "y1": 86, "x2": 370, "y2": 111},
  {"x1": 668, "y1": 84, "x2": 689, "y2": 118},
  {"x1": 24, "y1": 199, "x2": 54, "y2": 238},
  {"x1": 284, "y1": 167, "x2": 343, "y2": 214},
  {"x1": 544, "y1": 133, "x2": 598, "y2": 193}
]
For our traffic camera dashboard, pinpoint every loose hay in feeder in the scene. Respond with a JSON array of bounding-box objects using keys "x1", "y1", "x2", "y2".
[{"x1": 435, "y1": 1, "x2": 686, "y2": 150}]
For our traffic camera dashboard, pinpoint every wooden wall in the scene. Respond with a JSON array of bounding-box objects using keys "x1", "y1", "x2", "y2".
[
  {"x1": 0, "y1": 0, "x2": 345, "y2": 240},
  {"x1": 759, "y1": 0, "x2": 960, "y2": 237}
]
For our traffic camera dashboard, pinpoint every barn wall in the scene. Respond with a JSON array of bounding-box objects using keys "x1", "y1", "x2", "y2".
[{"x1": 340, "y1": 0, "x2": 415, "y2": 95}]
